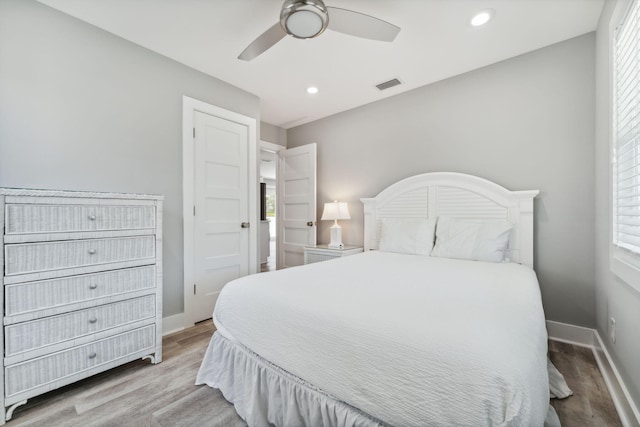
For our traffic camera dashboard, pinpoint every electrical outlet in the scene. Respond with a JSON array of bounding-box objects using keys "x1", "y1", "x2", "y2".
[{"x1": 609, "y1": 317, "x2": 616, "y2": 344}]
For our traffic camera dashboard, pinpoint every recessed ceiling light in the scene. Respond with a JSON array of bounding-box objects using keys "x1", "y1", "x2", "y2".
[
  {"x1": 306, "y1": 86, "x2": 319, "y2": 94},
  {"x1": 470, "y1": 9, "x2": 494, "y2": 27}
]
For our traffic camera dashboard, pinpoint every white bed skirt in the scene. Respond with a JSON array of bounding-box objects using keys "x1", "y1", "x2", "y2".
[
  {"x1": 196, "y1": 332, "x2": 386, "y2": 427},
  {"x1": 196, "y1": 332, "x2": 565, "y2": 427}
]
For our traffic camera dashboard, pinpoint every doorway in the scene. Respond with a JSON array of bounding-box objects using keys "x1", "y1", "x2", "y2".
[{"x1": 260, "y1": 141, "x2": 283, "y2": 272}]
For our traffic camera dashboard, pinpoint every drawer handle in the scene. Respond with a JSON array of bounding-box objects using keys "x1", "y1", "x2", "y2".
[
  {"x1": 88, "y1": 249, "x2": 97, "y2": 255},
  {"x1": 88, "y1": 214, "x2": 97, "y2": 221},
  {"x1": 89, "y1": 283, "x2": 98, "y2": 290},
  {"x1": 88, "y1": 352, "x2": 97, "y2": 359},
  {"x1": 89, "y1": 317, "x2": 98, "y2": 324}
]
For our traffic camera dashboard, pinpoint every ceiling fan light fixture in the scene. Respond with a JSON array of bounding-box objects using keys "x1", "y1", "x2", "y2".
[
  {"x1": 280, "y1": 0, "x2": 329, "y2": 39},
  {"x1": 286, "y1": 10, "x2": 324, "y2": 38},
  {"x1": 238, "y1": 0, "x2": 400, "y2": 61}
]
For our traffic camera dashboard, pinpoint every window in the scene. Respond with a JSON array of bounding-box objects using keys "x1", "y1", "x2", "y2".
[{"x1": 612, "y1": 0, "x2": 640, "y2": 284}]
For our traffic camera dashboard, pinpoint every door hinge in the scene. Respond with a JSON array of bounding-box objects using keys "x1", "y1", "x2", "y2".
[
  {"x1": 194, "y1": 284, "x2": 196, "y2": 295},
  {"x1": 193, "y1": 127, "x2": 196, "y2": 138},
  {"x1": 193, "y1": 205, "x2": 196, "y2": 216}
]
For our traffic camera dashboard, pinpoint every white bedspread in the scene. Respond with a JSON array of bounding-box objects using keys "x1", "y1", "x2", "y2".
[{"x1": 207, "y1": 251, "x2": 549, "y2": 426}]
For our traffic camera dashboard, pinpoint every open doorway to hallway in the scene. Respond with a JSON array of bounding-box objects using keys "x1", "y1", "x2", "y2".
[{"x1": 260, "y1": 147, "x2": 278, "y2": 272}]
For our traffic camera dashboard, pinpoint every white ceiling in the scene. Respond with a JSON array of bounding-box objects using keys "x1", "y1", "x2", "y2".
[{"x1": 38, "y1": 0, "x2": 604, "y2": 129}]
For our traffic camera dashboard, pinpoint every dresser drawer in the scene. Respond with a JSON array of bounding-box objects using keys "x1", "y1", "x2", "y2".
[
  {"x1": 5, "y1": 203, "x2": 155, "y2": 235},
  {"x1": 4, "y1": 235, "x2": 155, "y2": 277},
  {"x1": 5, "y1": 325, "x2": 155, "y2": 399},
  {"x1": 5, "y1": 295, "x2": 156, "y2": 358},
  {"x1": 4, "y1": 265, "x2": 156, "y2": 318}
]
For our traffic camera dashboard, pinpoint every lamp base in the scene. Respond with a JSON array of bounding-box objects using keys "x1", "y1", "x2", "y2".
[{"x1": 328, "y1": 223, "x2": 344, "y2": 249}]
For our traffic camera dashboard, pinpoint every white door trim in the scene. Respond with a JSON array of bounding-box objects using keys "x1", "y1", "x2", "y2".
[
  {"x1": 183, "y1": 96, "x2": 258, "y2": 328},
  {"x1": 260, "y1": 140, "x2": 285, "y2": 153}
]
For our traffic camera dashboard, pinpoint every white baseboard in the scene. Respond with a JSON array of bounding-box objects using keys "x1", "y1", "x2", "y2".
[
  {"x1": 592, "y1": 331, "x2": 640, "y2": 427},
  {"x1": 546, "y1": 320, "x2": 595, "y2": 346},
  {"x1": 162, "y1": 313, "x2": 186, "y2": 336},
  {"x1": 546, "y1": 320, "x2": 640, "y2": 427}
]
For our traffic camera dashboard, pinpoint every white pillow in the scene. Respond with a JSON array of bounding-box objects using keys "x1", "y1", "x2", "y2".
[
  {"x1": 378, "y1": 218, "x2": 436, "y2": 256},
  {"x1": 431, "y1": 216, "x2": 513, "y2": 262}
]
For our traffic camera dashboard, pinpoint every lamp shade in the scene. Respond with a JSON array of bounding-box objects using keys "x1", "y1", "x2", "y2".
[{"x1": 321, "y1": 201, "x2": 351, "y2": 221}]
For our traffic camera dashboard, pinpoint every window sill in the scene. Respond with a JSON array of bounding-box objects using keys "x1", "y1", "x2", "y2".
[{"x1": 611, "y1": 247, "x2": 640, "y2": 293}]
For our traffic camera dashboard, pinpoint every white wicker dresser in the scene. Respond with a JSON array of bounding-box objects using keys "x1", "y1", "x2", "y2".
[{"x1": 0, "y1": 188, "x2": 163, "y2": 424}]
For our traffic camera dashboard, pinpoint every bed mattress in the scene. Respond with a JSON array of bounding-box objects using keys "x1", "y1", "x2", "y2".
[{"x1": 198, "y1": 251, "x2": 550, "y2": 426}]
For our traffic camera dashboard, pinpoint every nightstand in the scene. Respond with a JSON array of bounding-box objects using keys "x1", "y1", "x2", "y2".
[{"x1": 304, "y1": 245, "x2": 364, "y2": 265}]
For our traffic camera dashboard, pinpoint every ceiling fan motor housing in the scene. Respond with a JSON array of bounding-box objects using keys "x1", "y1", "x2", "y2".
[{"x1": 280, "y1": 0, "x2": 329, "y2": 39}]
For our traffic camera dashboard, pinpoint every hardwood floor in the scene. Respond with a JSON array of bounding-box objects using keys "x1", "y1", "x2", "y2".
[
  {"x1": 549, "y1": 340, "x2": 622, "y2": 427},
  {"x1": 6, "y1": 323, "x2": 622, "y2": 426}
]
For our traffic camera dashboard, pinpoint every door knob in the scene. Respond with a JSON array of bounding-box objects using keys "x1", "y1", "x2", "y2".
[
  {"x1": 241, "y1": 222, "x2": 250, "y2": 228},
  {"x1": 307, "y1": 221, "x2": 314, "y2": 227}
]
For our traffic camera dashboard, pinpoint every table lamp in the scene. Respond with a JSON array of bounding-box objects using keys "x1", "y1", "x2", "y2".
[{"x1": 321, "y1": 200, "x2": 351, "y2": 248}]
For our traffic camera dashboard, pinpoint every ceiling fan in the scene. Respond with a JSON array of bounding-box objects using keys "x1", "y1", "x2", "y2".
[{"x1": 238, "y1": 0, "x2": 401, "y2": 61}]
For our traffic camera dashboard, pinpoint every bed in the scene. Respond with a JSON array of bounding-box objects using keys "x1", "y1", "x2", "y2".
[{"x1": 196, "y1": 172, "x2": 552, "y2": 426}]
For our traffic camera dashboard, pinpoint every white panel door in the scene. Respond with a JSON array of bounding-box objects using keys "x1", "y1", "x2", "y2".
[
  {"x1": 278, "y1": 143, "x2": 317, "y2": 268},
  {"x1": 193, "y1": 110, "x2": 249, "y2": 322}
]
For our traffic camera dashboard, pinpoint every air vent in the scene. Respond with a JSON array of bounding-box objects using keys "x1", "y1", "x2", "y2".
[{"x1": 376, "y1": 78, "x2": 402, "y2": 91}]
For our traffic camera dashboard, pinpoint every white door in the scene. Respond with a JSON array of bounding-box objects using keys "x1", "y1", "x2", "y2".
[
  {"x1": 278, "y1": 143, "x2": 317, "y2": 268},
  {"x1": 193, "y1": 110, "x2": 250, "y2": 322}
]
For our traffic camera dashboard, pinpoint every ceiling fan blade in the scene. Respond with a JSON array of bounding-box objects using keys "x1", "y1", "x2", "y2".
[
  {"x1": 238, "y1": 22, "x2": 287, "y2": 61},
  {"x1": 326, "y1": 7, "x2": 400, "y2": 42}
]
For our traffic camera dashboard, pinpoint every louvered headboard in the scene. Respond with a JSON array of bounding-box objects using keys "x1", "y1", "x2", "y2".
[{"x1": 360, "y1": 172, "x2": 539, "y2": 267}]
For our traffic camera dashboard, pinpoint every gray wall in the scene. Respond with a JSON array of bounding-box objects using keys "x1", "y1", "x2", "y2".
[
  {"x1": 260, "y1": 121, "x2": 287, "y2": 147},
  {"x1": 595, "y1": 0, "x2": 640, "y2": 410},
  {"x1": 288, "y1": 34, "x2": 596, "y2": 327},
  {"x1": 0, "y1": 0, "x2": 260, "y2": 317}
]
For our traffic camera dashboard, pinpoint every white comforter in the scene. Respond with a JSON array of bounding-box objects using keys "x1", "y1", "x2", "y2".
[{"x1": 211, "y1": 251, "x2": 549, "y2": 426}]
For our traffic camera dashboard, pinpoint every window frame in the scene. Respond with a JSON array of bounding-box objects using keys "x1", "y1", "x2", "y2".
[{"x1": 611, "y1": 0, "x2": 640, "y2": 291}]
